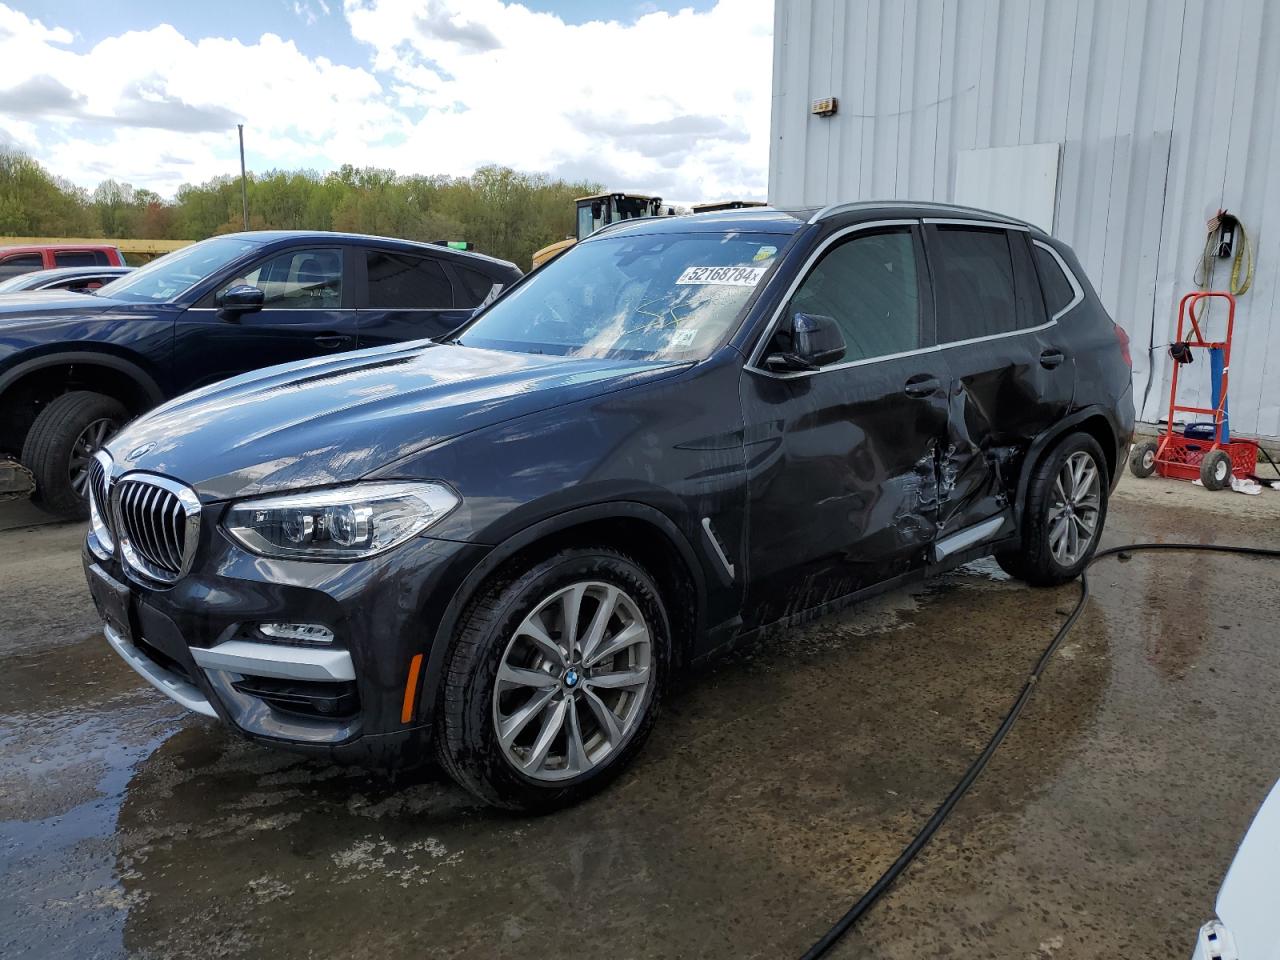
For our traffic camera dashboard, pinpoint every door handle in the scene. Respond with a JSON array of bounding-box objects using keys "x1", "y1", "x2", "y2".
[
  {"x1": 314, "y1": 334, "x2": 353, "y2": 349},
  {"x1": 1040, "y1": 349, "x2": 1066, "y2": 369},
  {"x1": 903, "y1": 374, "x2": 941, "y2": 398}
]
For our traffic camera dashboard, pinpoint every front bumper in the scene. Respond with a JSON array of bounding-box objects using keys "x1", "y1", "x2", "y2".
[{"x1": 84, "y1": 522, "x2": 487, "y2": 764}]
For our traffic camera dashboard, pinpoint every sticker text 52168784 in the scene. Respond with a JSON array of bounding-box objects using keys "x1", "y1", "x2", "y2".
[{"x1": 675, "y1": 265, "x2": 768, "y2": 286}]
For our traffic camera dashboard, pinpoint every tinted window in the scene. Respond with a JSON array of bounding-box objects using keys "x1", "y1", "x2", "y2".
[
  {"x1": 784, "y1": 228, "x2": 921, "y2": 364},
  {"x1": 224, "y1": 248, "x2": 343, "y2": 309},
  {"x1": 55, "y1": 251, "x2": 97, "y2": 267},
  {"x1": 0, "y1": 254, "x2": 42, "y2": 279},
  {"x1": 1034, "y1": 244, "x2": 1077, "y2": 317},
  {"x1": 932, "y1": 227, "x2": 1018, "y2": 342},
  {"x1": 365, "y1": 252, "x2": 453, "y2": 309},
  {"x1": 452, "y1": 264, "x2": 497, "y2": 307}
]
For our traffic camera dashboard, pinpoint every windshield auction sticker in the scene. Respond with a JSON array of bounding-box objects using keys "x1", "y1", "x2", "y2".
[{"x1": 675, "y1": 265, "x2": 768, "y2": 286}]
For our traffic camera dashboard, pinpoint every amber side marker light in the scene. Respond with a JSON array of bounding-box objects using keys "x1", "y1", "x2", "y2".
[{"x1": 401, "y1": 653, "x2": 424, "y2": 723}]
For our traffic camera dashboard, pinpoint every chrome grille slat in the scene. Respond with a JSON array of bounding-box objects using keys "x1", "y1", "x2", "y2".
[
  {"x1": 161, "y1": 496, "x2": 181, "y2": 571},
  {"x1": 141, "y1": 487, "x2": 163, "y2": 568},
  {"x1": 112, "y1": 474, "x2": 200, "y2": 585},
  {"x1": 168, "y1": 498, "x2": 184, "y2": 571}
]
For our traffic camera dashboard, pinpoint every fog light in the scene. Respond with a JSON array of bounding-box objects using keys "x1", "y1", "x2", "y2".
[{"x1": 258, "y1": 622, "x2": 335, "y2": 645}]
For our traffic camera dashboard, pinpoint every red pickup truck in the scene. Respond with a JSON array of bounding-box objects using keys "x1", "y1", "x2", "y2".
[{"x1": 0, "y1": 243, "x2": 126, "y2": 280}]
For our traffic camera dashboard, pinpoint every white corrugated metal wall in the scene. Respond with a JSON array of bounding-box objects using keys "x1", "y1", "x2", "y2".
[{"x1": 769, "y1": 0, "x2": 1280, "y2": 439}]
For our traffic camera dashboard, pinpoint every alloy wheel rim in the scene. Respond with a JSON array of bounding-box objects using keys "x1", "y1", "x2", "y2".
[
  {"x1": 492, "y1": 580, "x2": 652, "y2": 782},
  {"x1": 1048, "y1": 450, "x2": 1101, "y2": 566},
  {"x1": 69, "y1": 417, "x2": 118, "y2": 497}
]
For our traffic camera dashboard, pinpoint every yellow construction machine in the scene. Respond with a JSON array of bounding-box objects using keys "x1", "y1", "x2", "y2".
[{"x1": 530, "y1": 192, "x2": 668, "y2": 269}]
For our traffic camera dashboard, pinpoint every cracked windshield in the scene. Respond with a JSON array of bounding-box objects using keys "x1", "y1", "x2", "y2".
[{"x1": 459, "y1": 232, "x2": 782, "y2": 361}]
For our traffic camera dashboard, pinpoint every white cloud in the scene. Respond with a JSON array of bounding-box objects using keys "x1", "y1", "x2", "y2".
[{"x1": 0, "y1": 0, "x2": 772, "y2": 202}]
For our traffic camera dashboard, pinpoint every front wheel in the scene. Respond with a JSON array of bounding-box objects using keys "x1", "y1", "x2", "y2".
[
  {"x1": 436, "y1": 547, "x2": 667, "y2": 811},
  {"x1": 996, "y1": 433, "x2": 1109, "y2": 587},
  {"x1": 21, "y1": 391, "x2": 127, "y2": 520}
]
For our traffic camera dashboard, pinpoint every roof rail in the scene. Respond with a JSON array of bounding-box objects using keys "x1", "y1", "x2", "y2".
[{"x1": 806, "y1": 200, "x2": 1036, "y2": 230}]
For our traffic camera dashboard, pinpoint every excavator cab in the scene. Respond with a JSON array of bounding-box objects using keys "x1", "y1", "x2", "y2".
[{"x1": 532, "y1": 193, "x2": 667, "y2": 269}]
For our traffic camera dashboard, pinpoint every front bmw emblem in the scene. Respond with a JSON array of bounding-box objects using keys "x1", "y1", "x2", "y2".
[
  {"x1": 564, "y1": 669, "x2": 579, "y2": 688},
  {"x1": 127, "y1": 441, "x2": 155, "y2": 461}
]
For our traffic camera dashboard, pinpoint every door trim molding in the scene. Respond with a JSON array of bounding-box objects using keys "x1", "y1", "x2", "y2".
[{"x1": 933, "y1": 514, "x2": 1008, "y2": 562}]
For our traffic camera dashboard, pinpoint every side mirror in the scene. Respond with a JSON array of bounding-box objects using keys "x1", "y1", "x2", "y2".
[
  {"x1": 765, "y1": 312, "x2": 846, "y2": 372},
  {"x1": 217, "y1": 284, "x2": 265, "y2": 318}
]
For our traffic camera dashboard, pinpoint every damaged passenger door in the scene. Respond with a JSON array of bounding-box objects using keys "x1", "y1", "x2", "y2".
[
  {"x1": 740, "y1": 221, "x2": 951, "y2": 629},
  {"x1": 923, "y1": 221, "x2": 1075, "y2": 548}
]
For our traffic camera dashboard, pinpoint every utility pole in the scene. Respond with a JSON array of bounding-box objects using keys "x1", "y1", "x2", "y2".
[{"x1": 238, "y1": 124, "x2": 249, "y2": 231}]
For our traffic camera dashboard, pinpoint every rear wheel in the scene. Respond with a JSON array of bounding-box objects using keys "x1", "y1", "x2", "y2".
[
  {"x1": 1128, "y1": 440, "x2": 1158, "y2": 478},
  {"x1": 436, "y1": 547, "x2": 667, "y2": 811},
  {"x1": 1199, "y1": 449, "x2": 1232, "y2": 491},
  {"x1": 996, "y1": 433, "x2": 1109, "y2": 586},
  {"x1": 21, "y1": 391, "x2": 127, "y2": 520}
]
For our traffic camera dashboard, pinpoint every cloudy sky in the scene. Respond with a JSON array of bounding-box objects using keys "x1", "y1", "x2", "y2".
[{"x1": 0, "y1": 0, "x2": 773, "y2": 202}]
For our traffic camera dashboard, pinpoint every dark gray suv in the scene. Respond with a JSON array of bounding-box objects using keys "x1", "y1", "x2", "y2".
[{"x1": 83, "y1": 202, "x2": 1134, "y2": 811}]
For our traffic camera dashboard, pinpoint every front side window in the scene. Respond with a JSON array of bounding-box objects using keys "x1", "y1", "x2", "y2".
[
  {"x1": 365, "y1": 251, "x2": 452, "y2": 309},
  {"x1": 782, "y1": 227, "x2": 921, "y2": 365},
  {"x1": 459, "y1": 231, "x2": 784, "y2": 361},
  {"x1": 223, "y1": 248, "x2": 343, "y2": 309},
  {"x1": 98, "y1": 236, "x2": 263, "y2": 303}
]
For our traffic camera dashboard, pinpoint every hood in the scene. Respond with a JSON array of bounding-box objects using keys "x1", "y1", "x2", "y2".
[
  {"x1": 0, "y1": 289, "x2": 123, "y2": 317},
  {"x1": 108, "y1": 342, "x2": 685, "y2": 500}
]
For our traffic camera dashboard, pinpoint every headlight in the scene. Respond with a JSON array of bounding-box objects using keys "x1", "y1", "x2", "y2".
[
  {"x1": 223, "y1": 481, "x2": 459, "y2": 560},
  {"x1": 89, "y1": 450, "x2": 115, "y2": 555}
]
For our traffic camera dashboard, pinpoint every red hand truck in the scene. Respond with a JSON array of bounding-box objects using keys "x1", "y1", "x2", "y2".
[{"x1": 1128, "y1": 291, "x2": 1258, "y2": 490}]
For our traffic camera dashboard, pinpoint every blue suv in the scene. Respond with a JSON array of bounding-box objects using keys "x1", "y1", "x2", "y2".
[{"x1": 0, "y1": 231, "x2": 520, "y2": 517}]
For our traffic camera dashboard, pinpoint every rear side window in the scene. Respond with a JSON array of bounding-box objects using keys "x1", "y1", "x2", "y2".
[
  {"x1": 55, "y1": 251, "x2": 98, "y2": 267},
  {"x1": 1034, "y1": 244, "x2": 1078, "y2": 317},
  {"x1": 452, "y1": 264, "x2": 498, "y2": 307},
  {"x1": 366, "y1": 251, "x2": 454, "y2": 309},
  {"x1": 786, "y1": 227, "x2": 921, "y2": 364},
  {"x1": 931, "y1": 227, "x2": 1021, "y2": 343},
  {"x1": 0, "y1": 253, "x2": 42, "y2": 279}
]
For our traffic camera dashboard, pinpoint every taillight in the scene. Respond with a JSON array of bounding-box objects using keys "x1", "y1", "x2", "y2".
[{"x1": 1113, "y1": 323, "x2": 1132, "y2": 367}]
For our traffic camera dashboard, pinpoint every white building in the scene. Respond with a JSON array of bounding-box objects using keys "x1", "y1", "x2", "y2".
[{"x1": 769, "y1": 0, "x2": 1280, "y2": 439}]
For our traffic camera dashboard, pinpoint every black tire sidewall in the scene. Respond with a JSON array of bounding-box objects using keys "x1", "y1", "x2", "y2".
[
  {"x1": 1200, "y1": 450, "x2": 1232, "y2": 490},
  {"x1": 438, "y1": 548, "x2": 669, "y2": 812},
  {"x1": 1020, "y1": 433, "x2": 1110, "y2": 586},
  {"x1": 1128, "y1": 440, "x2": 1158, "y2": 479},
  {"x1": 21, "y1": 391, "x2": 127, "y2": 519}
]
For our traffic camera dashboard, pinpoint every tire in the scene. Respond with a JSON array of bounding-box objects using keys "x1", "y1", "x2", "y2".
[
  {"x1": 995, "y1": 433, "x2": 1109, "y2": 587},
  {"x1": 436, "y1": 547, "x2": 668, "y2": 812},
  {"x1": 1199, "y1": 449, "x2": 1232, "y2": 491},
  {"x1": 21, "y1": 391, "x2": 128, "y2": 520},
  {"x1": 1128, "y1": 440, "x2": 1158, "y2": 479}
]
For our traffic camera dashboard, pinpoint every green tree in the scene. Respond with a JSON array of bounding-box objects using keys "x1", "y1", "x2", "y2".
[{"x1": 2, "y1": 148, "x2": 604, "y2": 265}]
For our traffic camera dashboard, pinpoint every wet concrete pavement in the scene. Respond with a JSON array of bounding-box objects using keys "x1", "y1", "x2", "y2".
[{"x1": 2, "y1": 475, "x2": 1279, "y2": 959}]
